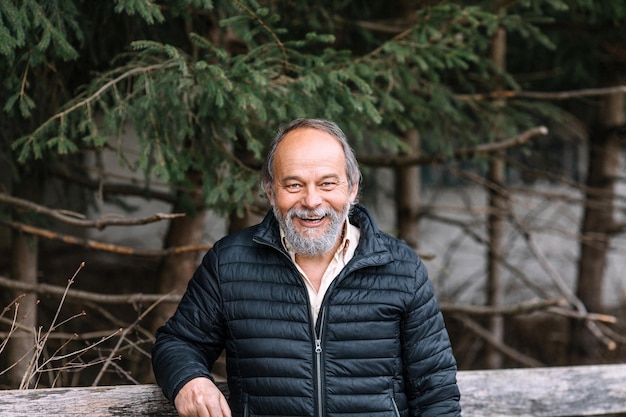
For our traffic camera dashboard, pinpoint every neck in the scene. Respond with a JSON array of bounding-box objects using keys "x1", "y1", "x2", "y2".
[{"x1": 294, "y1": 250, "x2": 335, "y2": 292}]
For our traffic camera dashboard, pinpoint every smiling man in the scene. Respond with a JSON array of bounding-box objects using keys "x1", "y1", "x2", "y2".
[
  {"x1": 266, "y1": 124, "x2": 360, "y2": 310},
  {"x1": 152, "y1": 118, "x2": 461, "y2": 417}
]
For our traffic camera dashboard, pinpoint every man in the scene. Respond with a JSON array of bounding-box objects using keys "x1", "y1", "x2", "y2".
[{"x1": 152, "y1": 118, "x2": 461, "y2": 417}]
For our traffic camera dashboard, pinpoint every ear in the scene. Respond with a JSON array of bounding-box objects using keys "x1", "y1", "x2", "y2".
[
  {"x1": 265, "y1": 186, "x2": 275, "y2": 205},
  {"x1": 348, "y1": 184, "x2": 359, "y2": 204}
]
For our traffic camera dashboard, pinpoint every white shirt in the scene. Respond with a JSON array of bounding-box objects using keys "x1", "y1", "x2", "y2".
[{"x1": 281, "y1": 220, "x2": 361, "y2": 323}]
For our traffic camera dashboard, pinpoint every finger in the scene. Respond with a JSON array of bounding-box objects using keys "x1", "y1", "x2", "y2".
[
  {"x1": 204, "y1": 392, "x2": 226, "y2": 417},
  {"x1": 220, "y1": 394, "x2": 232, "y2": 417}
]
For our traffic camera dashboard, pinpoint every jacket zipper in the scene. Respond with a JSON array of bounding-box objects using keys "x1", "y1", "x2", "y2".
[
  {"x1": 313, "y1": 307, "x2": 326, "y2": 417},
  {"x1": 392, "y1": 396, "x2": 400, "y2": 417}
]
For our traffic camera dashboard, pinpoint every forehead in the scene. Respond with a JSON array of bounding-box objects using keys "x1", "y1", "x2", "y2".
[{"x1": 273, "y1": 128, "x2": 347, "y2": 178}]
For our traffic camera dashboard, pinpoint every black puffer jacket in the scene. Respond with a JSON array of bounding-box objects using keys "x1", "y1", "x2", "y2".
[{"x1": 152, "y1": 204, "x2": 461, "y2": 417}]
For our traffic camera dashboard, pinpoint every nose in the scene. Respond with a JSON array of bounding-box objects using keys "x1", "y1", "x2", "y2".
[{"x1": 301, "y1": 185, "x2": 322, "y2": 208}]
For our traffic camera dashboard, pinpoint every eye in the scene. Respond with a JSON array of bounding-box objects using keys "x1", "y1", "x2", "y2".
[
  {"x1": 283, "y1": 183, "x2": 302, "y2": 192},
  {"x1": 320, "y1": 181, "x2": 337, "y2": 190}
]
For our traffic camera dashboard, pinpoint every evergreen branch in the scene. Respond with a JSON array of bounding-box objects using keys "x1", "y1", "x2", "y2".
[
  {"x1": 361, "y1": 26, "x2": 415, "y2": 62},
  {"x1": 231, "y1": 0, "x2": 287, "y2": 72},
  {"x1": 22, "y1": 61, "x2": 177, "y2": 144},
  {"x1": 217, "y1": 140, "x2": 261, "y2": 174}
]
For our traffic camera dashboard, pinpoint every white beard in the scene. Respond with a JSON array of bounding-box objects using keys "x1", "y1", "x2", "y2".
[{"x1": 274, "y1": 204, "x2": 349, "y2": 257}]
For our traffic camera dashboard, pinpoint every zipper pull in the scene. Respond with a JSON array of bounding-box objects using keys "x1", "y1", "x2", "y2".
[{"x1": 315, "y1": 339, "x2": 322, "y2": 353}]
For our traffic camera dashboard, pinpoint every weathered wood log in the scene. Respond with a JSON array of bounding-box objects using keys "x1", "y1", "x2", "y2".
[
  {"x1": 0, "y1": 384, "x2": 177, "y2": 416},
  {"x1": 457, "y1": 364, "x2": 626, "y2": 417},
  {"x1": 0, "y1": 364, "x2": 625, "y2": 416}
]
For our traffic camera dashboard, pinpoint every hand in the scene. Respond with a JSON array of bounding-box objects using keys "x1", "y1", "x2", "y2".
[{"x1": 174, "y1": 377, "x2": 232, "y2": 417}]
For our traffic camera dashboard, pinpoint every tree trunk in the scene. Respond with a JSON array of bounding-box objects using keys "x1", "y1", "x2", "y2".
[
  {"x1": 6, "y1": 176, "x2": 40, "y2": 388},
  {"x1": 151, "y1": 173, "x2": 207, "y2": 332},
  {"x1": 7, "y1": 232, "x2": 38, "y2": 388},
  {"x1": 570, "y1": 88, "x2": 623, "y2": 363},
  {"x1": 395, "y1": 129, "x2": 421, "y2": 249},
  {"x1": 485, "y1": 26, "x2": 507, "y2": 369},
  {"x1": 485, "y1": 155, "x2": 505, "y2": 369},
  {"x1": 145, "y1": 171, "x2": 207, "y2": 384}
]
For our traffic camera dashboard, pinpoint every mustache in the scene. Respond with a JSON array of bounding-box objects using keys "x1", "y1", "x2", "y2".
[{"x1": 288, "y1": 207, "x2": 334, "y2": 219}]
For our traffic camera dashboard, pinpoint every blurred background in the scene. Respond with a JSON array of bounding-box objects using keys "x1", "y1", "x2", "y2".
[{"x1": 1, "y1": 0, "x2": 625, "y2": 389}]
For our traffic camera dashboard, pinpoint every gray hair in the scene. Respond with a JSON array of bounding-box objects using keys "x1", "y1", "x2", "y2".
[{"x1": 261, "y1": 118, "x2": 361, "y2": 198}]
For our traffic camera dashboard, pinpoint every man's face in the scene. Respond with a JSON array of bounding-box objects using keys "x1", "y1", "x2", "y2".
[{"x1": 267, "y1": 127, "x2": 358, "y2": 257}]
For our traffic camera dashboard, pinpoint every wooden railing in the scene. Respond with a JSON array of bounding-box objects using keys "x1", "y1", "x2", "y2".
[{"x1": 1, "y1": 364, "x2": 625, "y2": 416}]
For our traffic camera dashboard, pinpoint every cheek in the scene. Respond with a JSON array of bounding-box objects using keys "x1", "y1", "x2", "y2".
[{"x1": 273, "y1": 191, "x2": 297, "y2": 211}]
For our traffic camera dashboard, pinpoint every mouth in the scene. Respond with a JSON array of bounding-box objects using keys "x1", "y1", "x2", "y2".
[{"x1": 296, "y1": 215, "x2": 326, "y2": 226}]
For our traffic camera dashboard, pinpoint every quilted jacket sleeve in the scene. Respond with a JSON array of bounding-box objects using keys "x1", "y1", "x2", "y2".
[
  {"x1": 151, "y1": 247, "x2": 226, "y2": 403},
  {"x1": 404, "y1": 260, "x2": 461, "y2": 417}
]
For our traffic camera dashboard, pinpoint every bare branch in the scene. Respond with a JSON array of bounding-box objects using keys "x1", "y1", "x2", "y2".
[
  {"x1": 440, "y1": 298, "x2": 616, "y2": 325},
  {"x1": 333, "y1": 15, "x2": 411, "y2": 34},
  {"x1": 91, "y1": 293, "x2": 170, "y2": 386},
  {"x1": 0, "y1": 275, "x2": 182, "y2": 305},
  {"x1": 547, "y1": 307, "x2": 617, "y2": 324},
  {"x1": 506, "y1": 194, "x2": 619, "y2": 351},
  {"x1": 0, "y1": 317, "x2": 127, "y2": 340},
  {"x1": 452, "y1": 314, "x2": 545, "y2": 367},
  {"x1": 0, "y1": 297, "x2": 25, "y2": 354},
  {"x1": 49, "y1": 164, "x2": 177, "y2": 204},
  {"x1": 439, "y1": 297, "x2": 567, "y2": 316},
  {"x1": 0, "y1": 221, "x2": 212, "y2": 257},
  {"x1": 596, "y1": 322, "x2": 626, "y2": 345},
  {"x1": 0, "y1": 192, "x2": 184, "y2": 230},
  {"x1": 458, "y1": 85, "x2": 626, "y2": 101},
  {"x1": 359, "y1": 126, "x2": 548, "y2": 167},
  {"x1": 609, "y1": 221, "x2": 626, "y2": 235}
]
